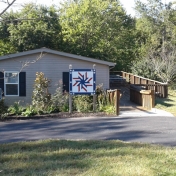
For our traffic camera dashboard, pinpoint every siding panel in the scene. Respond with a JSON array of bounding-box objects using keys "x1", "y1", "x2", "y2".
[{"x1": 0, "y1": 53, "x2": 110, "y2": 105}]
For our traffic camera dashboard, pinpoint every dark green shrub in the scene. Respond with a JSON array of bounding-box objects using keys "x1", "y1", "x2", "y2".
[
  {"x1": 0, "y1": 99, "x2": 8, "y2": 118},
  {"x1": 32, "y1": 72, "x2": 51, "y2": 114}
]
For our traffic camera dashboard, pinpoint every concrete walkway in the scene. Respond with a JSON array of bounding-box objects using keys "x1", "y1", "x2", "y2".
[
  {"x1": 118, "y1": 85, "x2": 174, "y2": 117},
  {"x1": 120, "y1": 100, "x2": 174, "y2": 117}
]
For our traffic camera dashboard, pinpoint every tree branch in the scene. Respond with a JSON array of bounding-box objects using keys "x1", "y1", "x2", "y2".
[{"x1": 0, "y1": 0, "x2": 16, "y2": 17}]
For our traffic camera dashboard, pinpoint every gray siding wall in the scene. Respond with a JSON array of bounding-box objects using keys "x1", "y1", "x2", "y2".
[{"x1": 0, "y1": 53, "x2": 110, "y2": 105}]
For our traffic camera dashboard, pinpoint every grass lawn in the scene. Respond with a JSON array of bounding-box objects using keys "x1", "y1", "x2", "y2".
[
  {"x1": 155, "y1": 89, "x2": 176, "y2": 116},
  {"x1": 0, "y1": 140, "x2": 176, "y2": 176}
]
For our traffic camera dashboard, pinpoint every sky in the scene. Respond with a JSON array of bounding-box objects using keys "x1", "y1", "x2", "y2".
[{"x1": 0, "y1": 0, "x2": 175, "y2": 17}]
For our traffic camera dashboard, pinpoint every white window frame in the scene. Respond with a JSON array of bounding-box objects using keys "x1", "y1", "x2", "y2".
[{"x1": 4, "y1": 71, "x2": 19, "y2": 96}]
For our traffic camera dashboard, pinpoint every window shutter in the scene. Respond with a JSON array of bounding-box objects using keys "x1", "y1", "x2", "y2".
[
  {"x1": 19, "y1": 72, "x2": 26, "y2": 96},
  {"x1": 63, "y1": 72, "x2": 69, "y2": 92},
  {"x1": 0, "y1": 72, "x2": 4, "y2": 96}
]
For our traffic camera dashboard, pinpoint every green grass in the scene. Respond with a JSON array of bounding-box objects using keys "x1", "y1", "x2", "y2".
[
  {"x1": 155, "y1": 89, "x2": 176, "y2": 116},
  {"x1": 1, "y1": 140, "x2": 176, "y2": 176}
]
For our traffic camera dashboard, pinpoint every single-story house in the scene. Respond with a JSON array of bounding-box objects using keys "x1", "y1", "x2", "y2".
[{"x1": 0, "y1": 48, "x2": 116, "y2": 105}]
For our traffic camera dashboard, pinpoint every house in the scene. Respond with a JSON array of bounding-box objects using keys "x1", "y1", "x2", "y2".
[{"x1": 0, "y1": 48, "x2": 116, "y2": 105}]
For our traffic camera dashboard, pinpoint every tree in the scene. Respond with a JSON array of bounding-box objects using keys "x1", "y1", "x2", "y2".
[
  {"x1": 131, "y1": 0, "x2": 176, "y2": 83},
  {"x1": 59, "y1": 0, "x2": 137, "y2": 71},
  {"x1": 0, "y1": 0, "x2": 16, "y2": 17},
  {"x1": 0, "y1": 3, "x2": 62, "y2": 53}
]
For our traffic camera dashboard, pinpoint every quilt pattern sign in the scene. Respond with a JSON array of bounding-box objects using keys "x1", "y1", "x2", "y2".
[{"x1": 69, "y1": 69, "x2": 96, "y2": 95}]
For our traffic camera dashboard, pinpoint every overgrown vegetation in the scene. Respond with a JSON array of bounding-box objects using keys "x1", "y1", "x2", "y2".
[
  {"x1": 0, "y1": 139, "x2": 176, "y2": 176},
  {"x1": 72, "y1": 84, "x2": 115, "y2": 114},
  {"x1": 0, "y1": 74, "x2": 115, "y2": 119}
]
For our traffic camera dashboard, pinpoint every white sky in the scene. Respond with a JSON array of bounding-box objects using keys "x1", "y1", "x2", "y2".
[{"x1": 0, "y1": 0, "x2": 175, "y2": 17}]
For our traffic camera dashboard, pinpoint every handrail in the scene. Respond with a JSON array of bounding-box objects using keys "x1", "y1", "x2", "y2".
[
  {"x1": 130, "y1": 86, "x2": 155, "y2": 110},
  {"x1": 110, "y1": 71, "x2": 168, "y2": 98},
  {"x1": 107, "y1": 89, "x2": 120, "y2": 115}
]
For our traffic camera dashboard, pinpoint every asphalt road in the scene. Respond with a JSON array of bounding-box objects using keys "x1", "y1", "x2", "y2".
[{"x1": 1, "y1": 116, "x2": 176, "y2": 146}]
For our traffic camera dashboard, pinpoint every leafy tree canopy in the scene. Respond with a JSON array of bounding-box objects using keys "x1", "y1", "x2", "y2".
[
  {"x1": 0, "y1": 3, "x2": 62, "y2": 53},
  {"x1": 59, "y1": 0, "x2": 137, "y2": 71},
  {"x1": 131, "y1": 0, "x2": 176, "y2": 82}
]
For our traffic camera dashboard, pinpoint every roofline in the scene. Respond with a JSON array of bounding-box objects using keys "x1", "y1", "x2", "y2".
[{"x1": 0, "y1": 48, "x2": 116, "y2": 67}]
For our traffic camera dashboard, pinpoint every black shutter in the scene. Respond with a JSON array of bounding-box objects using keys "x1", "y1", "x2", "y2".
[
  {"x1": 19, "y1": 72, "x2": 26, "y2": 96},
  {"x1": 63, "y1": 72, "x2": 69, "y2": 92},
  {"x1": 0, "y1": 72, "x2": 4, "y2": 96}
]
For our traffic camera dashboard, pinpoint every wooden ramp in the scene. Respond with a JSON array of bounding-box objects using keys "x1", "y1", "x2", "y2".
[{"x1": 114, "y1": 85, "x2": 150, "y2": 113}]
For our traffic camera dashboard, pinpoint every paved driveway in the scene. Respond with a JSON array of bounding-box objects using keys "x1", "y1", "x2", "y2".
[{"x1": 1, "y1": 115, "x2": 176, "y2": 146}]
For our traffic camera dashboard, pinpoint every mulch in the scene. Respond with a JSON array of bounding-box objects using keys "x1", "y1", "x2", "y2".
[{"x1": 0, "y1": 112, "x2": 117, "y2": 121}]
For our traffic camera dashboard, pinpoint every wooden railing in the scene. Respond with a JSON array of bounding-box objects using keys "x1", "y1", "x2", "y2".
[
  {"x1": 107, "y1": 89, "x2": 121, "y2": 115},
  {"x1": 130, "y1": 86, "x2": 155, "y2": 110},
  {"x1": 110, "y1": 71, "x2": 168, "y2": 98}
]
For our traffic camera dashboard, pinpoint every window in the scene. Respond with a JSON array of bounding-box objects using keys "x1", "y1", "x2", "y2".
[{"x1": 4, "y1": 71, "x2": 19, "y2": 96}]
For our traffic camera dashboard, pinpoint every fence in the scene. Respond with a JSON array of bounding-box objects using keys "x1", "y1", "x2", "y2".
[
  {"x1": 107, "y1": 89, "x2": 121, "y2": 115},
  {"x1": 130, "y1": 86, "x2": 155, "y2": 110},
  {"x1": 110, "y1": 71, "x2": 168, "y2": 98}
]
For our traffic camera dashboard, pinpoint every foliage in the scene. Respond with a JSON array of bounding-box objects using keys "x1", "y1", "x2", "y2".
[
  {"x1": 0, "y1": 98, "x2": 8, "y2": 118},
  {"x1": 51, "y1": 81, "x2": 69, "y2": 112},
  {"x1": 131, "y1": 0, "x2": 176, "y2": 82},
  {"x1": 73, "y1": 95, "x2": 93, "y2": 112},
  {"x1": 60, "y1": 0, "x2": 137, "y2": 71},
  {"x1": 0, "y1": 39, "x2": 16, "y2": 56},
  {"x1": 72, "y1": 84, "x2": 115, "y2": 113},
  {"x1": 99, "y1": 104, "x2": 115, "y2": 114},
  {"x1": 0, "y1": 3, "x2": 62, "y2": 52},
  {"x1": 96, "y1": 84, "x2": 115, "y2": 113},
  {"x1": 32, "y1": 72, "x2": 51, "y2": 114},
  {"x1": 21, "y1": 105, "x2": 37, "y2": 117},
  {"x1": 8, "y1": 101, "x2": 25, "y2": 115}
]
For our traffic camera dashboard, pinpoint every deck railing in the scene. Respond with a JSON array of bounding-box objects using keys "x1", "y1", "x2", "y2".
[
  {"x1": 130, "y1": 86, "x2": 155, "y2": 110},
  {"x1": 107, "y1": 89, "x2": 121, "y2": 115},
  {"x1": 110, "y1": 71, "x2": 168, "y2": 98}
]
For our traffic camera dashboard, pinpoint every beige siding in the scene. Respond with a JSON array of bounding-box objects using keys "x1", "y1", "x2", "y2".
[{"x1": 0, "y1": 53, "x2": 110, "y2": 105}]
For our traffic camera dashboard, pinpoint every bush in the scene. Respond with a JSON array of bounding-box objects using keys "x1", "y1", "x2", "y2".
[
  {"x1": 8, "y1": 101, "x2": 25, "y2": 115},
  {"x1": 0, "y1": 99, "x2": 8, "y2": 118},
  {"x1": 96, "y1": 84, "x2": 115, "y2": 113},
  {"x1": 22, "y1": 105, "x2": 37, "y2": 117},
  {"x1": 72, "y1": 84, "x2": 115, "y2": 113},
  {"x1": 73, "y1": 95, "x2": 93, "y2": 112},
  {"x1": 32, "y1": 72, "x2": 51, "y2": 114},
  {"x1": 51, "y1": 81, "x2": 69, "y2": 112}
]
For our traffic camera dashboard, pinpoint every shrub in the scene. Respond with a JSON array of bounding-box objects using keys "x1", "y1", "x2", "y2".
[
  {"x1": 51, "y1": 81, "x2": 69, "y2": 112},
  {"x1": 22, "y1": 105, "x2": 37, "y2": 117},
  {"x1": 72, "y1": 84, "x2": 115, "y2": 113},
  {"x1": 32, "y1": 72, "x2": 51, "y2": 114},
  {"x1": 0, "y1": 99, "x2": 8, "y2": 118},
  {"x1": 8, "y1": 101, "x2": 25, "y2": 115},
  {"x1": 73, "y1": 95, "x2": 93, "y2": 112},
  {"x1": 96, "y1": 84, "x2": 115, "y2": 113}
]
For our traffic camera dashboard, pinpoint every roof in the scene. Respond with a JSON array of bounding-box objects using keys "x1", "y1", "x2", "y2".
[{"x1": 0, "y1": 48, "x2": 116, "y2": 67}]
